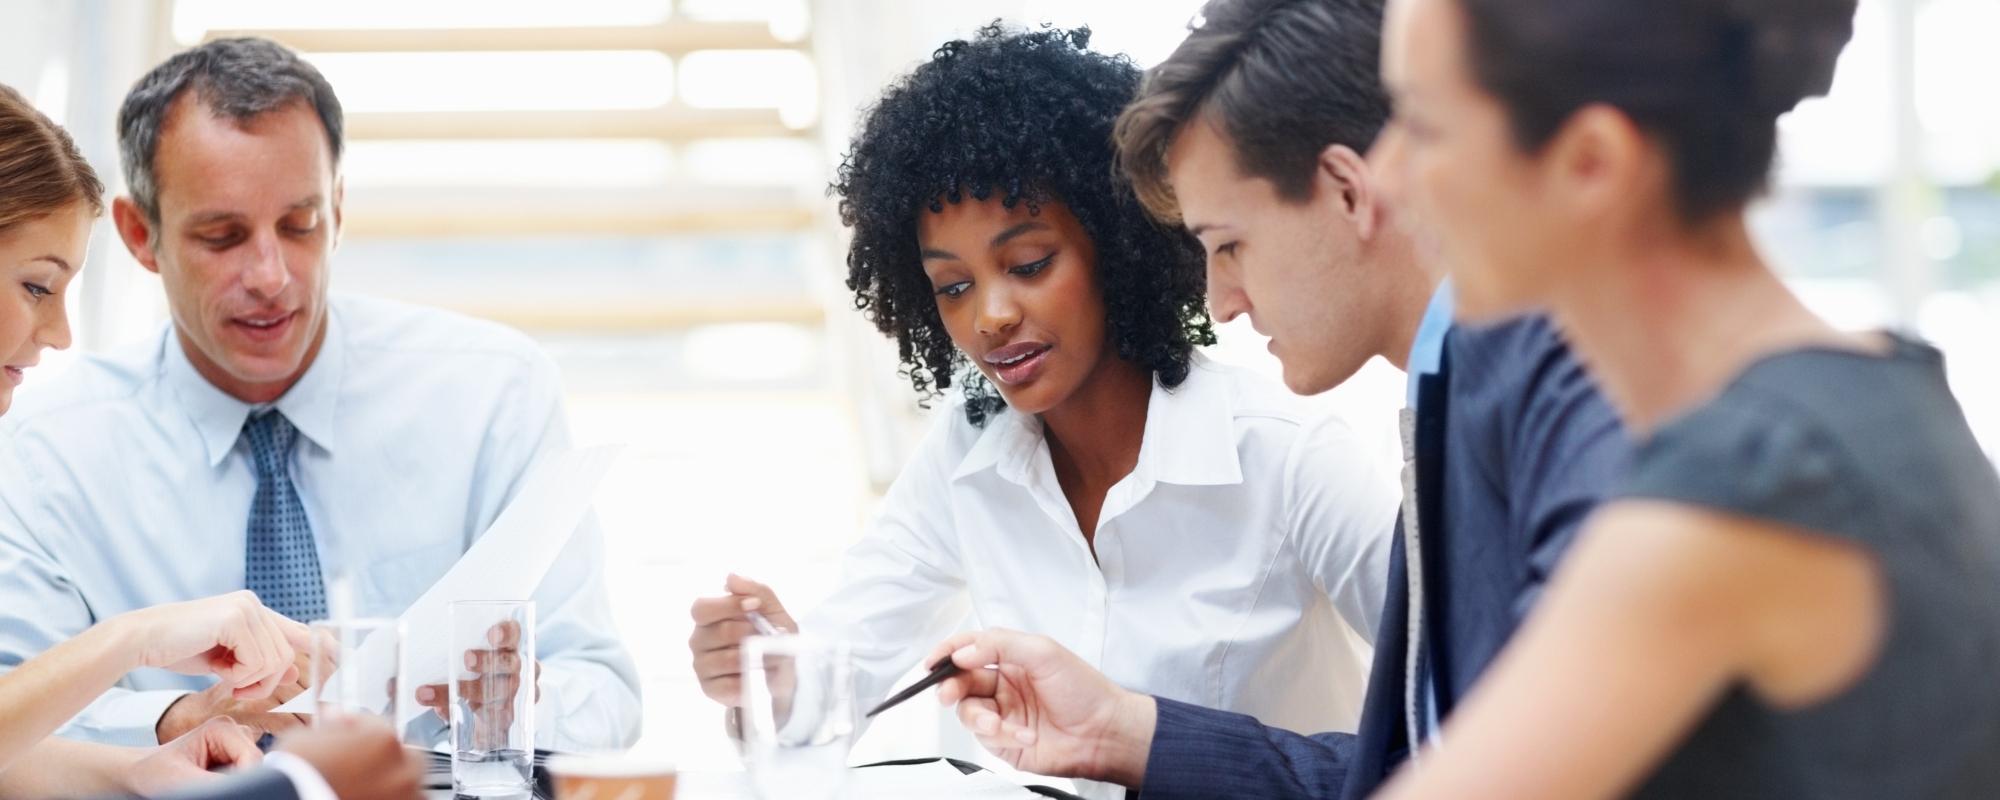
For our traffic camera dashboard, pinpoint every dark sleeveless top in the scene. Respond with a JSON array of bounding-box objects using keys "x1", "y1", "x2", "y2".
[{"x1": 1618, "y1": 334, "x2": 2000, "y2": 798}]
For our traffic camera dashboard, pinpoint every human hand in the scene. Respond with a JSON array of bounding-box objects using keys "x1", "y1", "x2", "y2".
[
  {"x1": 688, "y1": 574, "x2": 798, "y2": 707},
  {"x1": 929, "y1": 629, "x2": 1158, "y2": 788},
  {"x1": 114, "y1": 590, "x2": 318, "y2": 700},
  {"x1": 123, "y1": 716, "x2": 264, "y2": 796},
  {"x1": 277, "y1": 715, "x2": 425, "y2": 800},
  {"x1": 415, "y1": 620, "x2": 539, "y2": 748},
  {"x1": 156, "y1": 669, "x2": 312, "y2": 745}
]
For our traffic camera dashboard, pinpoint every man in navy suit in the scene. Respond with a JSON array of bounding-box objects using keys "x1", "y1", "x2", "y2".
[
  {"x1": 144, "y1": 717, "x2": 422, "y2": 800},
  {"x1": 922, "y1": 0, "x2": 1627, "y2": 796},
  {"x1": 97, "y1": 717, "x2": 421, "y2": 800}
]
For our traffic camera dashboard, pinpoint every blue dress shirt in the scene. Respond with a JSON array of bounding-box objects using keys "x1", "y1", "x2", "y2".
[
  {"x1": 1406, "y1": 281, "x2": 1455, "y2": 407},
  {"x1": 0, "y1": 294, "x2": 640, "y2": 749}
]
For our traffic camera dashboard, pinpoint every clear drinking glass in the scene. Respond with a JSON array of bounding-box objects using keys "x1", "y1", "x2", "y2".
[
  {"x1": 740, "y1": 633, "x2": 855, "y2": 800},
  {"x1": 306, "y1": 617, "x2": 405, "y2": 725},
  {"x1": 449, "y1": 600, "x2": 536, "y2": 799}
]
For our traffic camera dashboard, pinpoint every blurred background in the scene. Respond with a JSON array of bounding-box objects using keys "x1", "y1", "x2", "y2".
[{"x1": 2, "y1": 0, "x2": 1994, "y2": 782}]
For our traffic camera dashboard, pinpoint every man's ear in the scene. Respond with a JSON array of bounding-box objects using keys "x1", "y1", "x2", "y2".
[
  {"x1": 1318, "y1": 143, "x2": 1381, "y2": 242},
  {"x1": 330, "y1": 173, "x2": 345, "y2": 251},
  {"x1": 111, "y1": 196, "x2": 161, "y2": 274}
]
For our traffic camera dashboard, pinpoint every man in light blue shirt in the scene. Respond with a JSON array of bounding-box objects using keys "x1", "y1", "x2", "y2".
[{"x1": 0, "y1": 37, "x2": 639, "y2": 751}]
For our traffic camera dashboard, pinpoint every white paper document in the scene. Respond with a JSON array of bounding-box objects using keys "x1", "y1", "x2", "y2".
[
  {"x1": 849, "y1": 760, "x2": 1039, "y2": 798},
  {"x1": 279, "y1": 444, "x2": 624, "y2": 726},
  {"x1": 672, "y1": 762, "x2": 1040, "y2": 799}
]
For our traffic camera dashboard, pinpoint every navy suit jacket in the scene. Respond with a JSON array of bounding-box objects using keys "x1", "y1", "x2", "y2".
[
  {"x1": 1138, "y1": 316, "x2": 1628, "y2": 799},
  {"x1": 167, "y1": 770, "x2": 299, "y2": 800},
  {"x1": 94, "y1": 768, "x2": 299, "y2": 800}
]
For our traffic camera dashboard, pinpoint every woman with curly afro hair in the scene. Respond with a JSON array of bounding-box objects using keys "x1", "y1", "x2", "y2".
[{"x1": 687, "y1": 24, "x2": 1398, "y2": 772}]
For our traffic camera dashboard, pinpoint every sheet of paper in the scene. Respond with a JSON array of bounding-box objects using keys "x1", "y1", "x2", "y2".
[
  {"x1": 279, "y1": 444, "x2": 624, "y2": 726},
  {"x1": 670, "y1": 763, "x2": 1039, "y2": 800},
  {"x1": 848, "y1": 760, "x2": 1039, "y2": 798}
]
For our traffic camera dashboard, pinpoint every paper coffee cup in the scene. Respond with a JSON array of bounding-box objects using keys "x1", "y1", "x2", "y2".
[{"x1": 545, "y1": 755, "x2": 678, "y2": 800}]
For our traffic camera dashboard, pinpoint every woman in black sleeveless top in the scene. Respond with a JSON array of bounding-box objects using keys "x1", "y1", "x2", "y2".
[{"x1": 1372, "y1": 0, "x2": 2000, "y2": 797}]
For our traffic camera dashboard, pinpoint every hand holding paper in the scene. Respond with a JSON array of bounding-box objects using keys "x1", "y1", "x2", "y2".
[
  {"x1": 277, "y1": 445, "x2": 622, "y2": 733},
  {"x1": 413, "y1": 619, "x2": 540, "y2": 734}
]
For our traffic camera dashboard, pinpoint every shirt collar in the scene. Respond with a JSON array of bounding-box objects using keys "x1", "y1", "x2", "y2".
[
  {"x1": 952, "y1": 357, "x2": 1243, "y2": 487},
  {"x1": 951, "y1": 404, "x2": 1041, "y2": 483},
  {"x1": 160, "y1": 306, "x2": 346, "y2": 467},
  {"x1": 1407, "y1": 280, "x2": 1456, "y2": 407}
]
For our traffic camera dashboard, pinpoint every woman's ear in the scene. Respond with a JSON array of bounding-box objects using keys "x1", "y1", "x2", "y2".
[{"x1": 1542, "y1": 104, "x2": 1653, "y2": 225}]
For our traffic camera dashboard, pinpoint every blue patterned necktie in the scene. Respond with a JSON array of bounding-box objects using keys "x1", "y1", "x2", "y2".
[{"x1": 243, "y1": 411, "x2": 328, "y2": 622}]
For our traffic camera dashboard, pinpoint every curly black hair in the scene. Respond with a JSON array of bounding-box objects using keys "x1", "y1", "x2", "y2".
[{"x1": 833, "y1": 23, "x2": 1215, "y2": 426}]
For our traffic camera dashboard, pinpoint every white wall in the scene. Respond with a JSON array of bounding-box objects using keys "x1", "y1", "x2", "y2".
[{"x1": 1, "y1": 0, "x2": 174, "y2": 378}]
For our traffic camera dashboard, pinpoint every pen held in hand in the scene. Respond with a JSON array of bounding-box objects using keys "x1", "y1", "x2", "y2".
[
  {"x1": 745, "y1": 609, "x2": 782, "y2": 637},
  {"x1": 864, "y1": 656, "x2": 963, "y2": 719}
]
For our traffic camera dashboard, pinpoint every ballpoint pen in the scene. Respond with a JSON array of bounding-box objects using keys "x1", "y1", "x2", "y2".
[
  {"x1": 746, "y1": 608, "x2": 783, "y2": 636},
  {"x1": 864, "y1": 656, "x2": 963, "y2": 718}
]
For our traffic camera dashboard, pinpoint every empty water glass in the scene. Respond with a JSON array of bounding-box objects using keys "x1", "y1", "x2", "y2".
[
  {"x1": 306, "y1": 617, "x2": 405, "y2": 725},
  {"x1": 740, "y1": 633, "x2": 855, "y2": 800},
  {"x1": 450, "y1": 600, "x2": 536, "y2": 799}
]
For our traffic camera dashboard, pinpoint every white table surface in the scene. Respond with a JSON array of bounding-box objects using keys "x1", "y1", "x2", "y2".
[{"x1": 428, "y1": 762, "x2": 1045, "y2": 799}]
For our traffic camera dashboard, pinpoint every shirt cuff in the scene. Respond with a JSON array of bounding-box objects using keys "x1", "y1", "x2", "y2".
[
  {"x1": 534, "y1": 660, "x2": 588, "y2": 751},
  {"x1": 533, "y1": 659, "x2": 640, "y2": 751},
  {"x1": 66, "y1": 689, "x2": 193, "y2": 747},
  {"x1": 263, "y1": 752, "x2": 339, "y2": 800},
  {"x1": 533, "y1": 681, "x2": 562, "y2": 750}
]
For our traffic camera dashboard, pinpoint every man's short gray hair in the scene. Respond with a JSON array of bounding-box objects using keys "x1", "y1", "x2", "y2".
[{"x1": 117, "y1": 37, "x2": 344, "y2": 222}]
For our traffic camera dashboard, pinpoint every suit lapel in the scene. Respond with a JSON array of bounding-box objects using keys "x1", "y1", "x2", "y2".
[
  {"x1": 1405, "y1": 362, "x2": 1452, "y2": 748},
  {"x1": 1347, "y1": 350, "x2": 1454, "y2": 798},
  {"x1": 1343, "y1": 524, "x2": 1412, "y2": 799}
]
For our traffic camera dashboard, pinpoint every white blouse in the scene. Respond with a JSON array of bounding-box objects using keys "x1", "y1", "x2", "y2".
[{"x1": 805, "y1": 356, "x2": 1398, "y2": 736}]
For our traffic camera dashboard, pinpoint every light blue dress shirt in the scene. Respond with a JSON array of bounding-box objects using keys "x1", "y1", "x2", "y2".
[
  {"x1": 0, "y1": 294, "x2": 640, "y2": 750},
  {"x1": 1407, "y1": 280, "x2": 1455, "y2": 407}
]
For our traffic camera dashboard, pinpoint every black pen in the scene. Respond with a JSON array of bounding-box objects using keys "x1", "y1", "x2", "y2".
[{"x1": 864, "y1": 656, "x2": 964, "y2": 718}]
